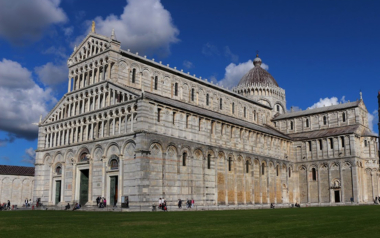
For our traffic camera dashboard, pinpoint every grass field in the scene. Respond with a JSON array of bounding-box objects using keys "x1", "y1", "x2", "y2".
[{"x1": 1, "y1": 206, "x2": 380, "y2": 237}]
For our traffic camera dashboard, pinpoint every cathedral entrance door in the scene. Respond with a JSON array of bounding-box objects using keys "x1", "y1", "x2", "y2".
[
  {"x1": 55, "y1": 180, "x2": 61, "y2": 205},
  {"x1": 79, "y1": 170, "x2": 89, "y2": 205},
  {"x1": 334, "y1": 190, "x2": 340, "y2": 203},
  {"x1": 110, "y1": 176, "x2": 118, "y2": 206}
]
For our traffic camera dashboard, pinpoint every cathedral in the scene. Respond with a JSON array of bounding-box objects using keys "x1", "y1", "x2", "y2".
[{"x1": 33, "y1": 27, "x2": 379, "y2": 209}]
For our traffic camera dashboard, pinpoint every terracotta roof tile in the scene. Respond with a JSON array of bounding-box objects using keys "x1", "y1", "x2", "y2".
[{"x1": 0, "y1": 165, "x2": 34, "y2": 176}]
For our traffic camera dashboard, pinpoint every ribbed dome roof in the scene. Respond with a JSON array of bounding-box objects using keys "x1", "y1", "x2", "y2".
[{"x1": 237, "y1": 55, "x2": 279, "y2": 87}]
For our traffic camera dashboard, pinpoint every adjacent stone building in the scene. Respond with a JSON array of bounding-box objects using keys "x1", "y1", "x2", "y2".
[
  {"x1": 0, "y1": 165, "x2": 35, "y2": 206},
  {"x1": 33, "y1": 28, "x2": 379, "y2": 208}
]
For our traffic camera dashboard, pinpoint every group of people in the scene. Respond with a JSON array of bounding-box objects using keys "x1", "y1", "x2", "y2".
[
  {"x1": 176, "y1": 199, "x2": 194, "y2": 209},
  {"x1": 96, "y1": 196, "x2": 107, "y2": 208},
  {"x1": 186, "y1": 199, "x2": 195, "y2": 208},
  {"x1": 294, "y1": 203, "x2": 301, "y2": 208},
  {"x1": 158, "y1": 198, "x2": 167, "y2": 211},
  {"x1": 0, "y1": 200, "x2": 11, "y2": 210},
  {"x1": 270, "y1": 203, "x2": 275, "y2": 209}
]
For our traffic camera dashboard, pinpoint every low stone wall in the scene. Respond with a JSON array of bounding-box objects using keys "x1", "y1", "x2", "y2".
[{"x1": 0, "y1": 174, "x2": 34, "y2": 207}]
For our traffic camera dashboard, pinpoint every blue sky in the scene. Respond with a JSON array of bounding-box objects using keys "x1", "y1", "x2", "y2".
[{"x1": 0, "y1": 0, "x2": 379, "y2": 166}]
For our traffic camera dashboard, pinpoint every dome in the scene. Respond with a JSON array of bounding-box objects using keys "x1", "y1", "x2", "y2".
[{"x1": 237, "y1": 55, "x2": 279, "y2": 87}]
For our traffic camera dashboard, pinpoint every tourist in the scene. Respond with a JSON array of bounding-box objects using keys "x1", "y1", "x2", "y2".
[
  {"x1": 191, "y1": 199, "x2": 194, "y2": 208},
  {"x1": 96, "y1": 196, "x2": 100, "y2": 207},
  {"x1": 29, "y1": 199, "x2": 32, "y2": 207},
  {"x1": 64, "y1": 203, "x2": 70, "y2": 210},
  {"x1": 104, "y1": 198, "x2": 107, "y2": 207},
  {"x1": 25, "y1": 198, "x2": 28, "y2": 207},
  {"x1": 7, "y1": 200, "x2": 10, "y2": 210},
  {"x1": 178, "y1": 199, "x2": 182, "y2": 208},
  {"x1": 187, "y1": 199, "x2": 190, "y2": 208},
  {"x1": 162, "y1": 198, "x2": 165, "y2": 210},
  {"x1": 126, "y1": 196, "x2": 129, "y2": 208},
  {"x1": 99, "y1": 198, "x2": 104, "y2": 208},
  {"x1": 72, "y1": 203, "x2": 80, "y2": 211},
  {"x1": 158, "y1": 198, "x2": 162, "y2": 208},
  {"x1": 270, "y1": 203, "x2": 275, "y2": 209}
]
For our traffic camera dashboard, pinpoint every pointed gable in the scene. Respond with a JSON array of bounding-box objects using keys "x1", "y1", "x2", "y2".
[{"x1": 67, "y1": 33, "x2": 113, "y2": 67}]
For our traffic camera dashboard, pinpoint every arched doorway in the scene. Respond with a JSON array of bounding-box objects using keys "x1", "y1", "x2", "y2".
[
  {"x1": 77, "y1": 150, "x2": 90, "y2": 206},
  {"x1": 107, "y1": 154, "x2": 119, "y2": 207}
]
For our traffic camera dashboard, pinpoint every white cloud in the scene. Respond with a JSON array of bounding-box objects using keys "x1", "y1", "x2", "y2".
[
  {"x1": 0, "y1": 59, "x2": 57, "y2": 141},
  {"x1": 90, "y1": 0, "x2": 179, "y2": 56},
  {"x1": 368, "y1": 110, "x2": 378, "y2": 134},
  {"x1": 21, "y1": 147, "x2": 36, "y2": 165},
  {"x1": 309, "y1": 97, "x2": 341, "y2": 109},
  {"x1": 0, "y1": 59, "x2": 35, "y2": 89},
  {"x1": 0, "y1": 0, "x2": 67, "y2": 44},
  {"x1": 224, "y1": 46, "x2": 239, "y2": 62},
  {"x1": 35, "y1": 62, "x2": 68, "y2": 86},
  {"x1": 202, "y1": 43, "x2": 220, "y2": 56},
  {"x1": 183, "y1": 60, "x2": 193, "y2": 69},
  {"x1": 217, "y1": 60, "x2": 269, "y2": 89}
]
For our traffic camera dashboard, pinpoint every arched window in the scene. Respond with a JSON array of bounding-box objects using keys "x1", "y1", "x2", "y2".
[
  {"x1": 306, "y1": 119, "x2": 309, "y2": 127},
  {"x1": 253, "y1": 110, "x2": 256, "y2": 121},
  {"x1": 157, "y1": 108, "x2": 161, "y2": 122},
  {"x1": 277, "y1": 105, "x2": 280, "y2": 112},
  {"x1": 232, "y1": 102, "x2": 235, "y2": 114},
  {"x1": 288, "y1": 168, "x2": 291, "y2": 178},
  {"x1": 312, "y1": 168, "x2": 317, "y2": 181},
  {"x1": 244, "y1": 107, "x2": 246, "y2": 118},
  {"x1": 228, "y1": 157, "x2": 232, "y2": 171},
  {"x1": 342, "y1": 112, "x2": 346, "y2": 122},
  {"x1": 341, "y1": 136, "x2": 345, "y2": 147},
  {"x1": 323, "y1": 116, "x2": 327, "y2": 125},
  {"x1": 220, "y1": 98, "x2": 223, "y2": 110},
  {"x1": 154, "y1": 76, "x2": 158, "y2": 90},
  {"x1": 206, "y1": 94, "x2": 209, "y2": 106},
  {"x1": 276, "y1": 165, "x2": 279, "y2": 176},
  {"x1": 330, "y1": 138, "x2": 334, "y2": 149},
  {"x1": 207, "y1": 154, "x2": 211, "y2": 169},
  {"x1": 261, "y1": 163, "x2": 265, "y2": 175},
  {"x1": 109, "y1": 155, "x2": 119, "y2": 170},
  {"x1": 182, "y1": 152, "x2": 187, "y2": 166},
  {"x1": 174, "y1": 83, "x2": 178, "y2": 96},
  {"x1": 290, "y1": 121, "x2": 294, "y2": 130},
  {"x1": 364, "y1": 140, "x2": 368, "y2": 147},
  {"x1": 308, "y1": 141, "x2": 312, "y2": 151},
  {"x1": 56, "y1": 166, "x2": 62, "y2": 175},
  {"x1": 80, "y1": 152, "x2": 89, "y2": 162},
  {"x1": 131, "y1": 68, "x2": 136, "y2": 83},
  {"x1": 246, "y1": 160, "x2": 249, "y2": 173},
  {"x1": 191, "y1": 88, "x2": 195, "y2": 101},
  {"x1": 319, "y1": 139, "x2": 323, "y2": 150}
]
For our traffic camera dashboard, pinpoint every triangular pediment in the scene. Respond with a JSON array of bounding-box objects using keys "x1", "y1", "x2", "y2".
[{"x1": 67, "y1": 33, "x2": 112, "y2": 67}]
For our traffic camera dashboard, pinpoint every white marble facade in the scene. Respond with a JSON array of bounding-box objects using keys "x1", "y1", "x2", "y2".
[{"x1": 33, "y1": 30, "x2": 379, "y2": 208}]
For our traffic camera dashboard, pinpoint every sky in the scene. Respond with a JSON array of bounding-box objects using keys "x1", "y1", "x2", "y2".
[{"x1": 0, "y1": 0, "x2": 379, "y2": 167}]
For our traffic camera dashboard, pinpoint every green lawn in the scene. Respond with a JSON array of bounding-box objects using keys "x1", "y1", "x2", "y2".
[{"x1": 1, "y1": 206, "x2": 380, "y2": 237}]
